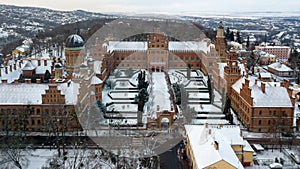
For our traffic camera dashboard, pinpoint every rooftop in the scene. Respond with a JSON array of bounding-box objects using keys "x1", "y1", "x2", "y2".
[
  {"x1": 232, "y1": 77, "x2": 293, "y2": 107},
  {"x1": 0, "y1": 81, "x2": 79, "y2": 105},
  {"x1": 185, "y1": 125, "x2": 244, "y2": 169},
  {"x1": 268, "y1": 62, "x2": 293, "y2": 72}
]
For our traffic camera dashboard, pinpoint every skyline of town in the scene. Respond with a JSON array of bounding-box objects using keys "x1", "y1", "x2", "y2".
[
  {"x1": 1, "y1": 0, "x2": 300, "y2": 14},
  {"x1": 0, "y1": 3, "x2": 300, "y2": 169}
]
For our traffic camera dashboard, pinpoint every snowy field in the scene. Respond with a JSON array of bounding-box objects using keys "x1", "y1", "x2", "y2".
[{"x1": 246, "y1": 147, "x2": 300, "y2": 169}]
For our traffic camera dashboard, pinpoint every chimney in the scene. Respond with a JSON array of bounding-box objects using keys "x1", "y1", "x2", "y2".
[
  {"x1": 54, "y1": 67, "x2": 63, "y2": 80},
  {"x1": 36, "y1": 78, "x2": 41, "y2": 84},
  {"x1": 25, "y1": 79, "x2": 31, "y2": 84},
  {"x1": 13, "y1": 64, "x2": 16, "y2": 70},
  {"x1": 87, "y1": 58, "x2": 94, "y2": 71},
  {"x1": 157, "y1": 105, "x2": 160, "y2": 111},
  {"x1": 205, "y1": 123, "x2": 208, "y2": 128},
  {"x1": 214, "y1": 141, "x2": 219, "y2": 150},
  {"x1": 255, "y1": 79, "x2": 257, "y2": 85},
  {"x1": 44, "y1": 60, "x2": 47, "y2": 66},
  {"x1": 9, "y1": 65, "x2": 12, "y2": 72},
  {"x1": 19, "y1": 61, "x2": 22, "y2": 68},
  {"x1": 5, "y1": 67, "x2": 8, "y2": 74},
  {"x1": 261, "y1": 82, "x2": 266, "y2": 93},
  {"x1": 281, "y1": 79, "x2": 290, "y2": 89},
  {"x1": 14, "y1": 79, "x2": 18, "y2": 84},
  {"x1": 37, "y1": 59, "x2": 41, "y2": 66}
]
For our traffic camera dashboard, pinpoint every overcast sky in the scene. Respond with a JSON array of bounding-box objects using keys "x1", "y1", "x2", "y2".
[{"x1": 0, "y1": 0, "x2": 299, "y2": 13}]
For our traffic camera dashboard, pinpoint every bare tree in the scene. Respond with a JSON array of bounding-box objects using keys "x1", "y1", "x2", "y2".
[{"x1": 0, "y1": 106, "x2": 33, "y2": 169}]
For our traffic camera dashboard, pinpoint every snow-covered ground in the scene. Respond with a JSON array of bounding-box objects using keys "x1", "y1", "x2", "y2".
[
  {"x1": 245, "y1": 147, "x2": 300, "y2": 169},
  {"x1": 151, "y1": 72, "x2": 171, "y2": 112}
]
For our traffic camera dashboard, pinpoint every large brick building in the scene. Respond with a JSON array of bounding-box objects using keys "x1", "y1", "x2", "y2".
[
  {"x1": 0, "y1": 34, "x2": 103, "y2": 132},
  {"x1": 211, "y1": 22, "x2": 295, "y2": 133},
  {"x1": 97, "y1": 28, "x2": 217, "y2": 77},
  {"x1": 231, "y1": 78, "x2": 294, "y2": 132},
  {"x1": 255, "y1": 45, "x2": 291, "y2": 60}
]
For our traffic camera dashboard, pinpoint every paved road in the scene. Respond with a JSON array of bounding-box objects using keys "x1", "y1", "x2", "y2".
[{"x1": 159, "y1": 143, "x2": 183, "y2": 169}]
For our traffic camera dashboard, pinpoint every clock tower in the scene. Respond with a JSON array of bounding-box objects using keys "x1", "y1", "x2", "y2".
[
  {"x1": 224, "y1": 50, "x2": 241, "y2": 95},
  {"x1": 215, "y1": 21, "x2": 228, "y2": 62}
]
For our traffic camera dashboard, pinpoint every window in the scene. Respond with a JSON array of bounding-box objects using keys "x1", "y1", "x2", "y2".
[
  {"x1": 268, "y1": 120, "x2": 271, "y2": 125},
  {"x1": 32, "y1": 119, "x2": 35, "y2": 125},
  {"x1": 259, "y1": 110, "x2": 262, "y2": 116},
  {"x1": 37, "y1": 109, "x2": 40, "y2": 115},
  {"x1": 258, "y1": 120, "x2": 261, "y2": 125},
  {"x1": 12, "y1": 109, "x2": 16, "y2": 115}
]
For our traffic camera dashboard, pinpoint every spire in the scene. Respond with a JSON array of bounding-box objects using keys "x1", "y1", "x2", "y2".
[{"x1": 218, "y1": 21, "x2": 224, "y2": 29}]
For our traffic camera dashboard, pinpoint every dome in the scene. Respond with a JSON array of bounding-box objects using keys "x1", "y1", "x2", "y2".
[
  {"x1": 65, "y1": 34, "x2": 84, "y2": 48},
  {"x1": 54, "y1": 63, "x2": 63, "y2": 69}
]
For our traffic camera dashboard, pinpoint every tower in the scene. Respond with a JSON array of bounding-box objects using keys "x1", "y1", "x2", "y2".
[
  {"x1": 215, "y1": 21, "x2": 227, "y2": 62},
  {"x1": 147, "y1": 28, "x2": 169, "y2": 72},
  {"x1": 65, "y1": 34, "x2": 85, "y2": 75},
  {"x1": 224, "y1": 50, "x2": 241, "y2": 95}
]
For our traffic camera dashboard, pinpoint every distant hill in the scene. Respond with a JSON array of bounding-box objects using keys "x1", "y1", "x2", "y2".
[{"x1": 0, "y1": 5, "x2": 116, "y2": 57}]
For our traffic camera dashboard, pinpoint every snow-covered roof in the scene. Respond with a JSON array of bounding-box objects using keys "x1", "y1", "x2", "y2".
[
  {"x1": 259, "y1": 72, "x2": 272, "y2": 78},
  {"x1": 185, "y1": 125, "x2": 222, "y2": 168},
  {"x1": 268, "y1": 62, "x2": 293, "y2": 72},
  {"x1": 214, "y1": 126, "x2": 244, "y2": 145},
  {"x1": 0, "y1": 66, "x2": 22, "y2": 83},
  {"x1": 22, "y1": 61, "x2": 36, "y2": 70},
  {"x1": 185, "y1": 125, "x2": 244, "y2": 169},
  {"x1": 0, "y1": 59, "x2": 54, "y2": 83},
  {"x1": 232, "y1": 77, "x2": 293, "y2": 107},
  {"x1": 107, "y1": 41, "x2": 147, "y2": 53},
  {"x1": 94, "y1": 61, "x2": 102, "y2": 74},
  {"x1": 0, "y1": 83, "x2": 48, "y2": 105},
  {"x1": 105, "y1": 40, "x2": 214, "y2": 54},
  {"x1": 251, "y1": 85, "x2": 292, "y2": 107},
  {"x1": 243, "y1": 140, "x2": 254, "y2": 152},
  {"x1": 169, "y1": 41, "x2": 212, "y2": 54},
  {"x1": 91, "y1": 76, "x2": 103, "y2": 85},
  {"x1": 218, "y1": 62, "x2": 246, "y2": 78},
  {"x1": 0, "y1": 81, "x2": 79, "y2": 105},
  {"x1": 32, "y1": 60, "x2": 52, "y2": 74},
  {"x1": 57, "y1": 81, "x2": 80, "y2": 105}
]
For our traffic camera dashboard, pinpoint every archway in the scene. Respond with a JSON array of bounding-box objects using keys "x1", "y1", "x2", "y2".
[
  {"x1": 151, "y1": 67, "x2": 155, "y2": 72},
  {"x1": 160, "y1": 117, "x2": 170, "y2": 131},
  {"x1": 156, "y1": 66, "x2": 160, "y2": 72}
]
